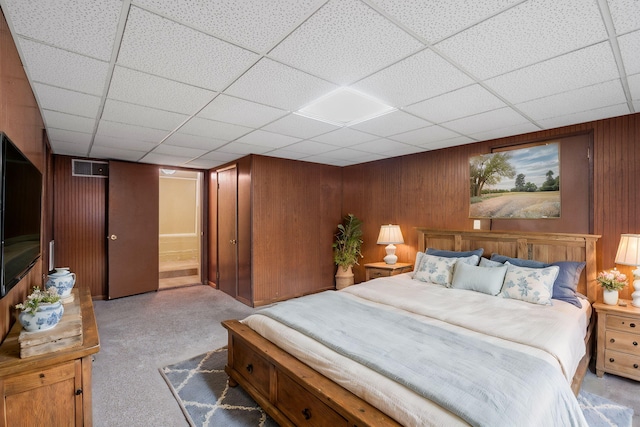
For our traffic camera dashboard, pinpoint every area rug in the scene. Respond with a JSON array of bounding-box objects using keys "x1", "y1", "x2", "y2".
[{"x1": 161, "y1": 348, "x2": 633, "y2": 427}]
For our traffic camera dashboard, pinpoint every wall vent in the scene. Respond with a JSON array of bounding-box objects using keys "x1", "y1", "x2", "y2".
[{"x1": 72, "y1": 159, "x2": 108, "y2": 178}]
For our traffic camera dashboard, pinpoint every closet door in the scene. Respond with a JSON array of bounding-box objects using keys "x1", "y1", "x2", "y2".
[
  {"x1": 108, "y1": 161, "x2": 159, "y2": 299},
  {"x1": 217, "y1": 165, "x2": 238, "y2": 297}
]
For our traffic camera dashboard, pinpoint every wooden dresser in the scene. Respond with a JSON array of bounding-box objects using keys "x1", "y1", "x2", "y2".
[
  {"x1": 594, "y1": 300, "x2": 640, "y2": 381},
  {"x1": 0, "y1": 287, "x2": 100, "y2": 426}
]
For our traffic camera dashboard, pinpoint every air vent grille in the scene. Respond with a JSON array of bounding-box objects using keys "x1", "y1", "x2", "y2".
[{"x1": 72, "y1": 160, "x2": 108, "y2": 178}]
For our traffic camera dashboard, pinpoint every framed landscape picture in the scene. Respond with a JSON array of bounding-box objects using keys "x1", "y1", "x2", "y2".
[{"x1": 469, "y1": 142, "x2": 560, "y2": 219}]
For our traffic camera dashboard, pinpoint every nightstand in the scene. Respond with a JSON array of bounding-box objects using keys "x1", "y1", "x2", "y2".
[
  {"x1": 593, "y1": 300, "x2": 640, "y2": 381},
  {"x1": 364, "y1": 262, "x2": 413, "y2": 281}
]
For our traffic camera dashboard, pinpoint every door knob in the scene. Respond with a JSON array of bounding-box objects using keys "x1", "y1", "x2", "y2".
[
  {"x1": 230, "y1": 239, "x2": 237, "y2": 244},
  {"x1": 110, "y1": 234, "x2": 118, "y2": 240}
]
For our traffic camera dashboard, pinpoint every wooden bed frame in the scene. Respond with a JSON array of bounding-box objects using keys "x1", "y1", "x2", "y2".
[{"x1": 223, "y1": 229, "x2": 600, "y2": 427}]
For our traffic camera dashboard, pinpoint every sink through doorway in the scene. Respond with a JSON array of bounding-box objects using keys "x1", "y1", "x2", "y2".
[{"x1": 159, "y1": 169, "x2": 202, "y2": 290}]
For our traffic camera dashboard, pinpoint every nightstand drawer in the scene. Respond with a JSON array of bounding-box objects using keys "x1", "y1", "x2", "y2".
[
  {"x1": 606, "y1": 330, "x2": 640, "y2": 355},
  {"x1": 606, "y1": 315, "x2": 640, "y2": 333},
  {"x1": 368, "y1": 268, "x2": 391, "y2": 280},
  {"x1": 604, "y1": 349, "x2": 640, "y2": 378}
]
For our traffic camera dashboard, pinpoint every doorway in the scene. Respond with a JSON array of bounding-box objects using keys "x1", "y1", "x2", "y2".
[{"x1": 158, "y1": 169, "x2": 203, "y2": 290}]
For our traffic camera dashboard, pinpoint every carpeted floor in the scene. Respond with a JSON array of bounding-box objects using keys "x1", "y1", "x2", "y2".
[{"x1": 163, "y1": 348, "x2": 634, "y2": 427}]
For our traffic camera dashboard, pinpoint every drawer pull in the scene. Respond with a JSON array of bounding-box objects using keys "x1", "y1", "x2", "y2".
[
  {"x1": 634, "y1": 364, "x2": 639, "y2": 369},
  {"x1": 631, "y1": 323, "x2": 636, "y2": 328},
  {"x1": 634, "y1": 341, "x2": 638, "y2": 346},
  {"x1": 75, "y1": 388, "x2": 83, "y2": 395},
  {"x1": 302, "y1": 408, "x2": 312, "y2": 420},
  {"x1": 610, "y1": 338, "x2": 615, "y2": 343},
  {"x1": 246, "y1": 364, "x2": 253, "y2": 374},
  {"x1": 609, "y1": 358, "x2": 615, "y2": 363}
]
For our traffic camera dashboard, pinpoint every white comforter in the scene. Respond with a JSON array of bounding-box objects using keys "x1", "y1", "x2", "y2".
[{"x1": 243, "y1": 273, "x2": 590, "y2": 426}]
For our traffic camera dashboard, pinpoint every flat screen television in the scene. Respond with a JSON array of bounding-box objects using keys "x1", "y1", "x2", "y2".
[{"x1": 0, "y1": 132, "x2": 42, "y2": 297}]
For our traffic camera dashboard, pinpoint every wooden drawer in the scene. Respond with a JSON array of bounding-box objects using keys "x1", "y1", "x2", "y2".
[
  {"x1": 232, "y1": 339, "x2": 271, "y2": 398},
  {"x1": 606, "y1": 314, "x2": 640, "y2": 333},
  {"x1": 277, "y1": 372, "x2": 348, "y2": 427},
  {"x1": 604, "y1": 349, "x2": 640, "y2": 379},
  {"x1": 606, "y1": 330, "x2": 640, "y2": 355},
  {"x1": 3, "y1": 361, "x2": 76, "y2": 395},
  {"x1": 368, "y1": 268, "x2": 392, "y2": 280}
]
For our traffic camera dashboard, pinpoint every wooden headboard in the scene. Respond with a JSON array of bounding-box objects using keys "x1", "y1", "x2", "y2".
[{"x1": 416, "y1": 229, "x2": 600, "y2": 302}]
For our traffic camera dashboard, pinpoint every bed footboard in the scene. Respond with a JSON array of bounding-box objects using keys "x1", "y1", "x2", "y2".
[{"x1": 222, "y1": 319, "x2": 401, "y2": 427}]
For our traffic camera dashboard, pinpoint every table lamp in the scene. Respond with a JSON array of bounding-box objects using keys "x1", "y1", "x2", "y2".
[
  {"x1": 377, "y1": 225, "x2": 404, "y2": 265},
  {"x1": 614, "y1": 234, "x2": 640, "y2": 307}
]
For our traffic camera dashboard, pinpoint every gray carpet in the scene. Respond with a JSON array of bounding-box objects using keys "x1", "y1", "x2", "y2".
[{"x1": 163, "y1": 348, "x2": 634, "y2": 427}]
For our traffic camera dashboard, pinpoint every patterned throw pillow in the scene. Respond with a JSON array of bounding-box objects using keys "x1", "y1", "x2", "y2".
[
  {"x1": 500, "y1": 262, "x2": 559, "y2": 305},
  {"x1": 414, "y1": 254, "x2": 458, "y2": 286}
]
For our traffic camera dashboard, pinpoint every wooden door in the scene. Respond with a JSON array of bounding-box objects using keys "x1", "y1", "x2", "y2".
[
  {"x1": 108, "y1": 161, "x2": 159, "y2": 299},
  {"x1": 217, "y1": 166, "x2": 238, "y2": 297}
]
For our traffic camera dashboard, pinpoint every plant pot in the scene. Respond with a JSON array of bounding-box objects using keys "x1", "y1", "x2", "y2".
[
  {"x1": 603, "y1": 289, "x2": 619, "y2": 305},
  {"x1": 18, "y1": 301, "x2": 64, "y2": 332},
  {"x1": 335, "y1": 265, "x2": 354, "y2": 290},
  {"x1": 45, "y1": 271, "x2": 76, "y2": 299}
]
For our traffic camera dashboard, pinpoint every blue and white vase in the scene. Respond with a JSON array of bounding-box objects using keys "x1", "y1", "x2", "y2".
[
  {"x1": 18, "y1": 301, "x2": 64, "y2": 332},
  {"x1": 45, "y1": 268, "x2": 76, "y2": 299}
]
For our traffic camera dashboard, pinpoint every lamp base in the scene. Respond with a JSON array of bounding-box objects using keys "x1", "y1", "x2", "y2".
[
  {"x1": 383, "y1": 244, "x2": 397, "y2": 265},
  {"x1": 632, "y1": 291, "x2": 640, "y2": 308},
  {"x1": 632, "y1": 274, "x2": 640, "y2": 308}
]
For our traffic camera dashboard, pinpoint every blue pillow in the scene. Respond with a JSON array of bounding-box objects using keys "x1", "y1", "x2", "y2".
[
  {"x1": 489, "y1": 253, "x2": 548, "y2": 268},
  {"x1": 427, "y1": 248, "x2": 484, "y2": 259},
  {"x1": 549, "y1": 261, "x2": 585, "y2": 309}
]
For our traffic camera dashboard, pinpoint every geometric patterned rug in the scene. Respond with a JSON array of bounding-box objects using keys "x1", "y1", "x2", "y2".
[{"x1": 161, "y1": 348, "x2": 633, "y2": 427}]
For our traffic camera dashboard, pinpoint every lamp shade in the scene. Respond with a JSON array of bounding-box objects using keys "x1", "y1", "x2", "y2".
[
  {"x1": 377, "y1": 225, "x2": 404, "y2": 244},
  {"x1": 615, "y1": 234, "x2": 640, "y2": 266}
]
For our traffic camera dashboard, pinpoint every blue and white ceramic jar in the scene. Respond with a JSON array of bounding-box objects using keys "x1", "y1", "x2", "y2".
[
  {"x1": 18, "y1": 301, "x2": 64, "y2": 332},
  {"x1": 45, "y1": 268, "x2": 76, "y2": 299}
]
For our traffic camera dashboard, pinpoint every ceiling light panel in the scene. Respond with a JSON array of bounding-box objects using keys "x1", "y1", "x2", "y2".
[
  {"x1": 3, "y1": 0, "x2": 121, "y2": 61},
  {"x1": 134, "y1": 0, "x2": 324, "y2": 53},
  {"x1": 108, "y1": 66, "x2": 216, "y2": 114},
  {"x1": 18, "y1": 39, "x2": 108, "y2": 95},
  {"x1": 608, "y1": 0, "x2": 640, "y2": 34},
  {"x1": 261, "y1": 114, "x2": 340, "y2": 139},
  {"x1": 373, "y1": 0, "x2": 521, "y2": 44},
  {"x1": 43, "y1": 111, "x2": 96, "y2": 134},
  {"x1": 197, "y1": 95, "x2": 287, "y2": 128},
  {"x1": 350, "y1": 110, "x2": 430, "y2": 137},
  {"x1": 225, "y1": 58, "x2": 338, "y2": 111},
  {"x1": 391, "y1": 125, "x2": 464, "y2": 146},
  {"x1": 117, "y1": 7, "x2": 259, "y2": 90},
  {"x1": 352, "y1": 49, "x2": 474, "y2": 107},
  {"x1": 33, "y1": 83, "x2": 102, "y2": 118},
  {"x1": 405, "y1": 84, "x2": 507, "y2": 124},
  {"x1": 296, "y1": 88, "x2": 395, "y2": 126},
  {"x1": 101, "y1": 100, "x2": 189, "y2": 131},
  {"x1": 436, "y1": 0, "x2": 609, "y2": 80},
  {"x1": 618, "y1": 30, "x2": 640, "y2": 75},
  {"x1": 269, "y1": 0, "x2": 424, "y2": 84},
  {"x1": 179, "y1": 117, "x2": 253, "y2": 141}
]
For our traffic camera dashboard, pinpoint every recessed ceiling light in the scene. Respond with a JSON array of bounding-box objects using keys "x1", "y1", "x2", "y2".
[{"x1": 295, "y1": 88, "x2": 396, "y2": 127}]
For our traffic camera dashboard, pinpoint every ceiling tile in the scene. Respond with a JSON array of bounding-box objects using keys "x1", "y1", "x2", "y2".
[
  {"x1": 373, "y1": 0, "x2": 520, "y2": 43},
  {"x1": 92, "y1": 134, "x2": 156, "y2": 151},
  {"x1": 33, "y1": 83, "x2": 101, "y2": 118},
  {"x1": 90, "y1": 145, "x2": 147, "y2": 161},
  {"x1": 435, "y1": 0, "x2": 608, "y2": 79},
  {"x1": 108, "y1": 66, "x2": 216, "y2": 114},
  {"x1": 350, "y1": 138, "x2": 418, "y2": 155},
  {"x1": 101, "y1": 99, "x2": 189, "y2": 131},
  {"x1": 311, "y1": 128, "x2": 379, "y2": 146},
  {"x1": 261, "y1": 114, "x2": 340, "y2": 139},
  {"x1": 352, "y1": 49, "x2": 474, "y2": 107},
  {"x1": 179, "y1": 117, "x2": 253, "y2": 141},
  {"x1": 628, "y1": 72, "x2": 640, "y2": 100},
  {"x1": 152, "y1": 144, "x2": 207, "y2": 158},
  {"x1": 216, "y1": 141, "x2": 272, "y2": 155},
  {"x1": 391, "y1": 125, "x2": 465, "y2": 146},
  {"x1": 163, "y1": 132, "x2": 227, "y2": 151},
  {"x1": 302, "y1": 155, "x2": 353, "y2": 167},
  {"x1": 516, "y1": 80, "x2": 627, "y2": 121},
  {"x1": 49, "y1": 140, "x2": 90, "y2": 157},
  {"x1": 405, "y1": 84, "x2": 507, "y2": 123},
  {"x1": 608, "y1": 0, "x2": 640, "y2": 34},
  {"x1": 134, "y1": 0, "x2": 324, "y2": 53},
  {"x1": 468, "y1": 122, "x2": 540, "y2": 142},
  {"x1": 444, "y1": 107, "x2": 531, "y2": 135},
  {"x1": 235, "y1": 130, "x2": 301, "y2": 149},
  {"x1": 184, "y1": 158, "x2": 227, "y2": 169},
  {"x1": 351, "y1": 110, "x2": 431, "y2": 137},
  {"x1": 269, "y1": 0, "x2": 424, "y2": 84},
  {"x1": 140, "y1": 152, "x2": 195, "y2": 166},
  {"x1": 200, "y1": 151, "x2": 241, "y2": 163},
  {"x1": 486, "y1": 42, "x2": 620, "y2": 104},
  {"x1": 3, "y1": 0, "x2": 121, "y2": 60},
  {"x1": 318, "y1": 147, "x2": 385, "y2": 164},
  {"x1": 117, "y1": 6, "x2": 260, "y2": 90},
  {"x1": 537, "y1": 103, "x2": 631, "y2": 129},
  {"x1": 43, "y1": 110, "x2": 96, "y2": 134},
  {"x1": 47, "y1": 128, "x2": 93, "y2": 146},
  {"x1": 618, "y1": 30, "x2": 640, "y2": 75},
  {"x1": 275, "y1": 140, "x2": 338, "y2": 155},
  {"x1": 96, "y1": 120, "x2": 169, "y2": 142},
  {"x1": 197, "y1": 95, "x2": 287, "y2": 128},
  {"x1": 18, "y1": 39, "x2": 109, "y2": 95},
  {"x1": 225, "y1": 58, "x2": 338, "y2": 110},
  {"x1": 418, "y1": 136, "x2": 476, "y2": 150},
  {"x1": 262, "y1": 150, "x2": 309, "y2": 161}
]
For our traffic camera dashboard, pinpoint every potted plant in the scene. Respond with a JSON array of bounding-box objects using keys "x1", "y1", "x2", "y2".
[
  {"x1": 597, "y1": 269, "x2": 627, "y2": 305},
  {"x1": 333, "y1": 213, "x2": 363, "y2": 289},
  {"x1": 15, "y1": 287, "x2": 64, "y2": 332}
]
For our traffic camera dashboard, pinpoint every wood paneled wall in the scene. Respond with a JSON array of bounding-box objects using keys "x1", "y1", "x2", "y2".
[
  {"x1": 0, "y1": 10, "x2": 47, "y2": 340},
  {"x1": 53, "y1": 156, "x2": 107, "y2": 299}
]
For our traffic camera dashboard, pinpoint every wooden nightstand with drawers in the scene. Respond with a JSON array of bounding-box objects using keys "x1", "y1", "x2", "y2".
[
  {"x1": 364, "y1": 262, "x2": 413, "y2": 281},
  {"x1": 593, "y1": 300, "x2": 640, "y2": 381}
]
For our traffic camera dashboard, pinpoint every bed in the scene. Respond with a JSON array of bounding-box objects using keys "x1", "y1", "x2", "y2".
[{"x1": 222, "y1": 229, "x2": 600, "y2": 426}]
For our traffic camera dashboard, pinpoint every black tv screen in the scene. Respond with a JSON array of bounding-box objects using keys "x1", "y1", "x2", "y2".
[{"x1": 0, "y1": 133, "x2": 42, "y2": 297}]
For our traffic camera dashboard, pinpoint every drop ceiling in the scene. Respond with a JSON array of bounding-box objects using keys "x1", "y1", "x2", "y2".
[{"x1": 1, "y1": 0, "x2": 638, "y2": 169}]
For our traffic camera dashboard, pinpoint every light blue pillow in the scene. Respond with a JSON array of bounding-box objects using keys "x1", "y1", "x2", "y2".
[
  {"x1": 479, "y1": 257, "x2": 504, "y2": 268},
  {"x1": 490, "y1": 253, "x2": 548, "y2": 268},
  {"x1": 500, "y1": 262, "x2": 559, "y2": 305},
  {"x1": 451, "y1": 262, "x2": 507, "y2": 296}
]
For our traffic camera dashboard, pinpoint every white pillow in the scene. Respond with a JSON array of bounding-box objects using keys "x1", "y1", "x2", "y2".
[
  {"x1": 413, "y1": 254, "x2": 458, "y2": 286},
  {"x1": 479, "y1": 257, "x2": 504, "y2": 268},
  {"x1": 451, "y1": 262, "x2": 507, "y2": 295},
  {"x1": 500, "y1": 262, "x2": 560, "y2": 305}
]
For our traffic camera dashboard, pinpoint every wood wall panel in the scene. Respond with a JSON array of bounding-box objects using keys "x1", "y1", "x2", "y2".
[
  {"x1": 53, "y1": 156, "x2": 107, "y2": 299},
  {"x1": 0, "y1": 11, "x2": 46, "y2": 340}
]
